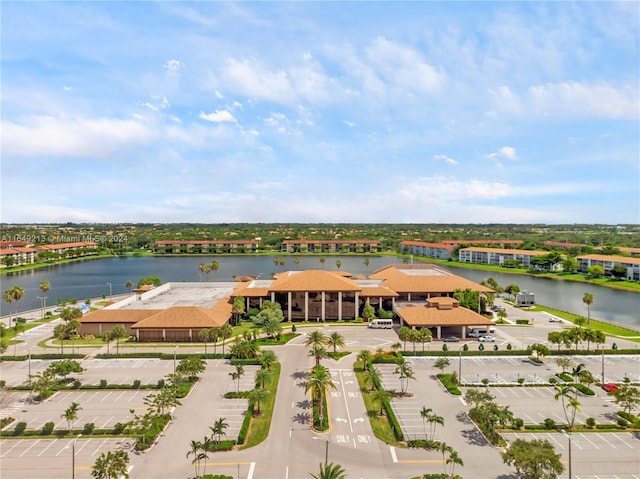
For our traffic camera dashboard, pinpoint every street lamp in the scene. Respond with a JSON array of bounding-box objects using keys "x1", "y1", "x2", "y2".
[
  {"x1": 561, "y1": 429, "x2": 572, "y2": 479},
  {"x1": 71, "y1": 433, "x2": 82, "y2": 479},
  {"x1": 106, "y1": 283, "x2": 112, "y2": 302},
  {"x1": 37, "y1": 296, "x2": 47, "y2": 319}
]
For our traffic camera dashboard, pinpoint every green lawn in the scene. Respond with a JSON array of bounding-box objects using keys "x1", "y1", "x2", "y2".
[
  {"x1": 353, "y1": 361, "x2": 403, "y2": 447},
  {"x1": 239, "y1": 362, "x2": 281, "y2": 449}
]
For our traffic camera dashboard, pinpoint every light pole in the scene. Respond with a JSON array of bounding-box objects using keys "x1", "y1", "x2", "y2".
[
  {"x1": 28, "y1": 350, "x2": 32, "y2": 386},
  {"x1": 173, "y1": 345, "x2": 177, "y2": 375},
  {"x1": 37, "y1": 296, "x2": 47, "y2": 319},
  {"x1": 106, "y1": 283, "x2": 112, "y2": 302},
  {"x1": 71, "y1": 433, "x2": 82, "y2": 479},
  {"x1": 601, "y1": 349, "x2": 605, "y2": 384},
  {"x1": 458, "y1": 347, "x2": 462, "y2": 380},
  {"x1": 561, "y1": 430, "x2": 572, "y2": 479}
]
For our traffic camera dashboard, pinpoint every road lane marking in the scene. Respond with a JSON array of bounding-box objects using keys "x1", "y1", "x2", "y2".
[{"x1": 390, "y1": 446, "x2": 397, "y2": 463}]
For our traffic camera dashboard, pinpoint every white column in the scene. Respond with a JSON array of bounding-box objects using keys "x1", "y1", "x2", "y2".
[
  {"x1": 338, "y1": 292, "x2": 343, "y2": 321},
  {"x1": 305, "y1": 292, "x2": 309, "y2": 321},
  {"x1": 436, "y1": 326, "x2": 442, "y2": 339},
  {"x1": 287, "y1": 292, "x2": 292, "y2": 321},
  {"x1": 355, "y1": 292, "x2": 359, "y2": 319},
  {"x1": 321, "y1": 292, "x2": 326, "y2": 321}
]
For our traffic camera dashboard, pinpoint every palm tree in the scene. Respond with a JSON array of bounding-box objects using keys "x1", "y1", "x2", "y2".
[
  {"x1": 102, "y1": 330, "x2": 112, "y2": 355},
  {"x1": 446, "y1": 450, "x2": 464, "y2": 478},
  {"x1": 209, "y1": 417, "x2": 228, "y2": 444},
  {"x1": 62, "y1": 401, "x2": 82, "y2": 432},
  {"x1": 209, "y1": 260, "x2": 220, "y2": 280},
  {"x1": 371, "y1": 388, "x2": 393, "y2": 415},
  {"x1": 199, "y1": 328, "x2": 212, "y2": 355},
  {"x1": 420, "y1": 406, "x2": 433, "y2": 440},
  {"x1": 438, "y1": 442, "x2": 453, "y2": 477},
  {"x1": 261, "y1": 317, "x2": 283, "y2": 340},
  {"x1": 582, "y1": 292, "x2": 594, "y2": 325},
  {"x1": 309, "y1": 344, "x2": 329, "y2": 367},
  {"x1": 125, "y1": 281, "x2": 133, "y2": 297},
  {"x1": 364, "y1": 366, "x2": 381, "y2": 391},
  {"x1": 54, "y1": 323, "x2": 68, "y2": 355},
  {"x1": 336, "y1": 260, "x2": 341, "y2": 270},
  {"x1": 417, "y1": 328, "x2": 432, "y2": 351},
  {"x1": 319, "y1": 256, "x2": 326, "y2": 269},
  {"x1": 255, "y1": 368, "x2": 272, "y2": 389},
  {"x1": 397, "y1": 326, "x2": 411, "y2": 351},
  {"x1": 394, "y1": 357, "x2": 415, "y2": 394},
  {"x1": 220, "y1": 324, "x2": 233, "y2": 354},
  {"x1": 186, "y1": 440, "x2": 205, "y2": 478},
  {"x1": 327, "y1": 332, "x2": 345, "y2": 353},
  {"x1": 39, "y1": 280, "x2": 51, "y2": 295},
  {"x1": 305, "y1": 365, "x2": 336, "y2": 423},
  {"x1": 427, "y1": 411, "x2": 444, "y2": 442},
  {"x1": 91, "y1": 450, "x2": 130, "y2": 479},
  {"x1": 357, "y1": 350, "x2": 372, "y2": 370},
  {"x1": 554, "y1": 384, "x2": 577, "y2": 428},
  {"x1": 248, "y1": 387, "x2": 270, "y2": 416},
  {"x1": 198, "y1": 263, "x2": 210, "y2": 281},
  {"x1": 309, "y1": 462, "x2": 347, "y2": 479},
  {"x1": 229, "y1": 364, "x2": 244, "y2": 394},
  {"x1": 294, "y1": 257, "x2": 301, "y2": 266},
  {"x1": 306, "y1": 330, "x2": 328, "y2": 348},
  {"x1": 363, "y1": 258, "x2": 370, "y2": 274},
  {"x1": 259, "y1": 350, "x2": 277, "y2": 371}
]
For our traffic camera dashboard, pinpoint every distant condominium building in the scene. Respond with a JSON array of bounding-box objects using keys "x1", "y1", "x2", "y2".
[
  {"x1": 576, "y1": 254, "x2": 640, "y2": 281},
  {"x1": 0, "y1": 241, "x2": 98, "y2": 268},
  {"x1": 280, "y1": 239, "x2": 380, "y2": 253},
  {"x1": 153, "y1": 240, "x2": 258, "y2": 254},
  {"x1": 399, "y1": 240, "x2": 454, "y2": 259},
  {"x1": 458, "y1": 247, "x2": 548, "y2": 268}
]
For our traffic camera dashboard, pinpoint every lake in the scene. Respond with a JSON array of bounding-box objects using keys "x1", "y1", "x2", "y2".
[{"x1": 1, "y1": 256, "x2": 638, "y2": 327}]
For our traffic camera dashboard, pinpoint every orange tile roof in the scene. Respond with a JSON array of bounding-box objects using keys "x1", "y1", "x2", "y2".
[
  {"x1": 232, "y1": 281, "x2": 272, "y2": 298},
  {"x1": 357, "y1": 284, "x2": 399, "y2": 297},
  {"x1": 400, "y1": 241, "x2": 453, "y2": 249},
  {"x1": 131, "y1": 299, "x2": 232, "y2": 329},
  {"x1": 281, "y1": 239, "x2": 380, "y2": 244},
  {"x1": 397, "y1": 304, "x2": 494, "y2": 327},
  {"x1": 80, "y1": 309, "x2": 161, "y2": 324},
  {"x1": 370, "y1": 265, "x2": 494, "y2": 294},
  {"x1": 461, "y1": 247, "x2": 548, "y2": 255},
  {"x1": 577, "y1": 254, "x2": 640, "y2": 265},
  {"x1": 269, "y1": 270, "x2": 361, "y2": 292}
]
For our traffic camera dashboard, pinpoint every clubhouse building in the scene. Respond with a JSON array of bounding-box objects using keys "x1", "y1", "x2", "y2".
[{"x1": 79, "y1": 264, "x2": 494, "y2": 342}]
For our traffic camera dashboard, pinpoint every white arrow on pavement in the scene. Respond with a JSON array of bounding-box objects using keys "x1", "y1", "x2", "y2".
[
  {"x1": 344, "y1": 381, "x2": 354, "y2": 384},
  {"x1": 354, "y1": 418, "x2": 364, "y2": 423},
  {"x1": 335, "y1": 417, "x2": 347, "y2": 423}
]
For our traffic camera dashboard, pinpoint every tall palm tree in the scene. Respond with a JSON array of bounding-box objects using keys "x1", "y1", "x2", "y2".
[
  {"x1": 294, "y1": 257, "x2": 301, "y2": 266},
  {"x1": 438, "y1": 442, "x2": 453, "y2": 477},
  {"x1": 554, "y1": 383, "x2": 579, "y2": 429},
  {"x1": 336, "y1": 260, "x2": 341, "y2": 270},
  {"x1": 209, "y1": 260, "x2": 220, "y2": 280},
  {"x1": 309, "y1": 344, "x2": 329, "y2": 367},
  {"x1": 446, "y1": 450, "x2": 464, "y2": 478},
  {"x1": 186, "y1": 440, "x2": 205, "y2": 478},
  {"x1": 219, "y1": 323, "x2": 233, "y2": 354},
  {"x1": 582, "y1": 292, "x2": 594, "y2": 325},
  {"x1": 327, "y1": 332, "x2": 345, "y2": 353},
  {"x1": 198, "y1": 263, "x2": 209, "y2": 281},
  {"x1": 259, "y1": 350, "x2": 277, "y2": 371},
  {"x1": 110, "y1": 324, "x2": 128, "y2": 355},
  {"x1": 305, "y1": 365, "x2": 336, "y2": 423},
  {"x1": 125, "y1": 280, "x2": 133, "y2": 297},
  {"x1": 209, "y1": 417, "x2": 228, "y2": 444},
  {"x1": 199, "y1": 328, "x2": 212, "y2": 355},
  {"x1": 420, "y1": 406, "x2": 433, "y2": 440},
  {"x1": 255, "y1": 368, "x2": 272, "y2": 389},
  {"x1": 39, "y1": 280, "x2": 51, "y2": 295},
  {"x1": 397, "y1": 326, "x2": 411, "y2": 351},
  {"x1": 394, "y1": 357, "x2": 415, "y2": 394},
  {"x1": 309, "y1": 462, "x2": 347, "y2": 479},
  {"x1": 364, "y1": 366, "x2": 381, "y2": 391},
  {"x1": 91, "y1": 450, "x2": 130, "y2": 479},
  {"x1": 357, "y1": 350, "x2": 372, "y2": 370},
  {"x1": 62, "y1": 401, "x2": 82, "y2": 432},
  {"x1": 305, "y1": 330, "x2": 328, "y2": 348},
  {"x1": 363, "y1": 258, "x2": 370, "y2": 274},
  {"x1": 248, "y1": 387, "x2": 270, "y2": 416},
  {"x1": 54, "y1": 323, "x2": 67, "y2": 355},
  {"x1": 229, "y1": 364, "x2": 244, "y2": 393},
  {"x1": 371, "y1": 388, "x2": 392, "y2": 415}
]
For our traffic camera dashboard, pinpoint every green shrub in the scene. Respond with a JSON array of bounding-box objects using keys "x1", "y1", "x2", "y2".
[
  {"x1": 0, "y1": 380, "x2": 5, "y2": 388},
  {"x1": 586, "y1": 417, "x2": 596, "y2": 428},
  {"x1": 14, "y1": 422, "x2": 27, "y2": 436},
  {"x1": 112, "y1": 423, "x2": 126, "y2": 434},
  {"x1": 157, "y1": 379, "x2": 165, "y2": 389},
  {"x1": 617, "y1": 417, "x2": 629, "y2": 428},
  {"x1": 133, "y1": 379, "x2": 141, "y2": 389},
  {"x1": 42, "y1": 421, "x2": 55, "y2": 435},
  {"x1": 512, "y1": 418, "x2": 524, "y2": 429},
  {"x1": 515, "y1": 319, "x2": 529, "y2": 325},
  {"x1": 438, "y1": 373, "x2": 462, "y2": 395},
  {"x1": 82, "y1": 423, "x2": 95, "y2": 434},
  {"x1": 506, "y1": 343, "x2": 512, "y2": 350},
  {"x1": 99, "y1": 379, "x2": 107, "y2": 389},
  {"x1": 543, "y1": 418, "x2": 557, "y2": 430},
  {"x1": 72, "y1": 380, "x2": 81, "y2": 389}
]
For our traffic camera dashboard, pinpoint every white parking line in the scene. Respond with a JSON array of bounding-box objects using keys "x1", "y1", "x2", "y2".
[
  {"x1": 612, "y1": 433, "x2": 635, "y2": 449},
  {"x1": 37, "y1": 439, "x2": 58, "y2": 456},
  {"x1": 577, "y1": 433, "x2": 599, "y2": 449},
  {"x1": 91, "y1": 438, "x2": 109, "y2": 455},
  {"x1": 0, "y1": 439, "x2": 23, "y2": 458},
  {"x1": 546, "y1": 433, "x2": 564, "y2": 449},
  {"x1": 19, "y1": 439, "x2": 40, "y2": 457}
]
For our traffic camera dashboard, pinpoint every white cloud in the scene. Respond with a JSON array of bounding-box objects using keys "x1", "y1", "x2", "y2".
[
  {"x1": 223, "y1": 57, "x2": 294, "y2": 103},
  {"x1": 2, "y1": 115, "x2": 156, "y2": 157},
  {"x1": 199, "y1": 110, "x2": 236, "y2": 123},
  {"x1": 164, "y1": 59, "x2": 184, "y2": 72},
  {"x1": 433, "y1": 154, "x2": 458, "y2": 165},
  {"x1": 528, "y1": 81, "x2": 638, "y2": 119},
  {"x1": 498, "y1": 146, "x2": 518, "y2": 160}
]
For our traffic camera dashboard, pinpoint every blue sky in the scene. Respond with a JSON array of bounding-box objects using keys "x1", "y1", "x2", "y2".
[{"x1": 1, "y1": 1, "x2": 638, "y2": 224}]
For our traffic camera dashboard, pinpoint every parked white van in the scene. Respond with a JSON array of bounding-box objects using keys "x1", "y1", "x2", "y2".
[
  {"x1": 368, "y1": 319, "x2": 393, "y2": 329},
  {"x1": 468, "y1": 326, "x2": 496, "y2": 338}
]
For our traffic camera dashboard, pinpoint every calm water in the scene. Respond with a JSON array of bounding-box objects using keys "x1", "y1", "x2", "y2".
[{"x1": 1, "y1": 256, "x2": 638, "y2": 326}]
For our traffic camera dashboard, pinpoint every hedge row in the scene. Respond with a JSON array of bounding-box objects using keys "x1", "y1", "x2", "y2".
[
  {"x1": 437, "y1": 373, "x2": 462, "y2": 395},
  {"x1": 367, "y1": 360, "x2": 403, "y2": 442},
  {"x1": 0, "y1": 354, "x2": 84, "y2": 361}
]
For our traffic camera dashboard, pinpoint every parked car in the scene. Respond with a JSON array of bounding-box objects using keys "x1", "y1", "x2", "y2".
[
  {"x1": 479, "y1": 335, "x2": 496, "y2": 342},
  {"x1": 548, "y1": 316, "x2": 562, "y2": 322},
  {"x1": 602, "y1": 383, "x2": 618, "y2": 393},
  {"x1": 443, "y1": 336, "x2": 459, "y2": 342}
]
